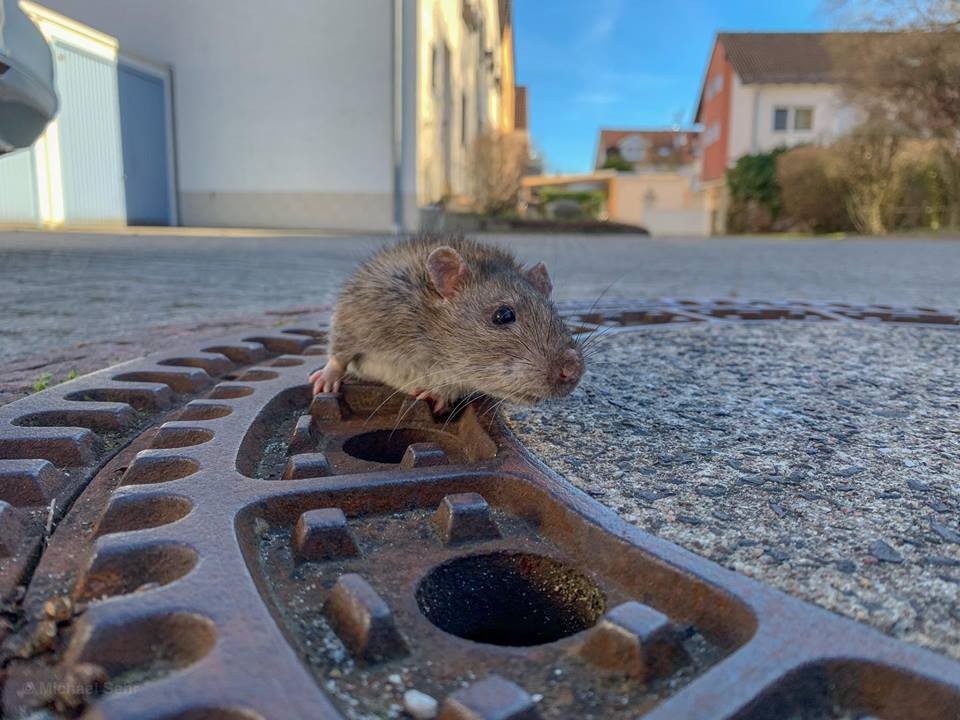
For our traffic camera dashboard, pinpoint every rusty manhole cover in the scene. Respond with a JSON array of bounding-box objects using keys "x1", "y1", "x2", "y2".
[{"x1": 0, "y1": 301, "x2": 958, "y2": 719}]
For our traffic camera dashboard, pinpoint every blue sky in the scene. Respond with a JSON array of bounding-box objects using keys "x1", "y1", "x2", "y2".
[{"x1": 513, "y1": 0, "x2": 830, "y2": 173}]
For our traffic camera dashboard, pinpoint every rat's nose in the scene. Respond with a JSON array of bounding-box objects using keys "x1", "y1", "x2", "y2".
[{"x1": 555, "y1": 348, "x2": 583, "y2": 386}]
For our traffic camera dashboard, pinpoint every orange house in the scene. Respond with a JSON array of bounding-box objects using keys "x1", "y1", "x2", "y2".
[{"x1": 694, "y1": 32, "x2": 875, "y2": 233}]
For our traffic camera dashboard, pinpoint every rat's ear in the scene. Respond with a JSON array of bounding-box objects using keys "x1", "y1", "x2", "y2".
[
  {"x1": 524, "y1": 262, "x2": 553, "y2": 297},
  {"x1": 427, "y1": 246, "x2": 470, "y2": 299}
]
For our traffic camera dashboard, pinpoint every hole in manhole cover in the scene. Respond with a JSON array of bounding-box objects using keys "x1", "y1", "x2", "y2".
[
  {"x1": 342, "y1": 428, "x2": 458, "y2": 464},
  {"x1": 415, "y1": 551, "x2": 606, "y2": 646}
]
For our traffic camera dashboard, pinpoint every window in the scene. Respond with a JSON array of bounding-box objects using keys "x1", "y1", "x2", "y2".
[
  {"x1": 706, "y1": 73, "x2": 724, "y2": 101},
  {"x1": 773, "y1": 106, "x2": 814, "y2": 133},
  {"x1": 773, "y1": 107, "x2": 789, "y2": 132},
  {"x1": 702, "y1": 122, "x2": 720, "y2": 148},
  {"x1": 794, "y1": 107, "x2": 814, "y2": 131},
  {"x1": 619, "y1": 135, "x2": 647, "y2": 162}
]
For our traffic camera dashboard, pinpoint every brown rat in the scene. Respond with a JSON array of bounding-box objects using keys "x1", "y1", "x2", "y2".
[{"x1": 310, "y1": 235, "x2": 583, "y2": 412}]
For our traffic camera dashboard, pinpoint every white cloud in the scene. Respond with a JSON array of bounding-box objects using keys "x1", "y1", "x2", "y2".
[
  {"x1": 583, "y1": 0, "x2": 624, "y2": 45},
  {"x1": 573, "y1": 91, "x2": 621, "y2": 105}
]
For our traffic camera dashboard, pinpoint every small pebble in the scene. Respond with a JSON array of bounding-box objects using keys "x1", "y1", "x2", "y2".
[
  {"x1": 43, "y1": 596, "x2": 72, "y2": 623},
  {"x1": 930, "y1": 519, "x2": 960, "y2": 545},
  {"x1": 869, "y1": 540, "x2": 903, "y2": 564},
  {"x1": 403, "y1": 689, "x2": 438, "y2": 719}
]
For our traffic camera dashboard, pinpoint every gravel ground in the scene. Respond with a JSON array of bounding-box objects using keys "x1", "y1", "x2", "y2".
[
  {"x1": 507, "y1": 321, "x2": 960, "y2": 658},
  {"x1": 2, "y1": 231, "x2": 960, "y2": 366}
]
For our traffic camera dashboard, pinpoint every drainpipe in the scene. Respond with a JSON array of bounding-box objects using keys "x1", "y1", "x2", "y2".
[{"x1": 391, "y1": 0, "x2": 405, "y2": 234}]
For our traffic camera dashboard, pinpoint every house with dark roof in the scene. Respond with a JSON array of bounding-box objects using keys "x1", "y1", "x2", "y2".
[
  {"x1": 594, "y1": 128, "x2": 701, "y2": 173},
  {"x1": 694, "y1": 32, "x2": 871, "y2": 232}
]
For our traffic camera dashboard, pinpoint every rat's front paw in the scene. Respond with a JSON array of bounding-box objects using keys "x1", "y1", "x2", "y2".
[
  {"x1": 309, "y1": 358, "x2": 345, "y2": 395},
  {"x1": 410, "y1": 388, "x2": 448, "y2": 415}
]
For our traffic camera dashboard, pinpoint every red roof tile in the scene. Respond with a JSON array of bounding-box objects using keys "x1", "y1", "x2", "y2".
[{"x1": 595, "y1": 129, "x2": 700, "y2": 169}]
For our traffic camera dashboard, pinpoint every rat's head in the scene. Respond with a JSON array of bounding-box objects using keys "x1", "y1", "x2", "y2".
[{"x1": 425, "y1": 245, "x2": 583, "y2": 404}]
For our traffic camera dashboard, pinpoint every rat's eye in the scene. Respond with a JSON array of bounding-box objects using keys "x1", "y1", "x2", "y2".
[{"x1": 492, "y1": 305, "x2": 516, "y2": 325}]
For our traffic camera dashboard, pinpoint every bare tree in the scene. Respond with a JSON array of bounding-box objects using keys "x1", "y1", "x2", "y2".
[
  {"x1": 826, "y1": 0, "x2": 960, "y2": 225},
  {"x1": 469, "y1": 130, "x2": 529, "y2": 216},
  {"x1": 827, "y1": 0, "x2": 959, "y2": 29},
  {"x1": 837, "y1": 120, "x2": 903, "y2": 234}
]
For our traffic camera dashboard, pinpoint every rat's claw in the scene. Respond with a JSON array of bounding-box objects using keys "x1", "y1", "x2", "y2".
[
  {"x1": 414, "y1": 390, "x2": 447, "y2": 415},
  {"x1": 311, "y1": 358, "x2": 345, "y2": 396}
]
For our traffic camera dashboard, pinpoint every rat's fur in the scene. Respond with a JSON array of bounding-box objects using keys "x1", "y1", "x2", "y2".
[{"x1": 317, "y1": 235, "x2": 583, "y2": 408}]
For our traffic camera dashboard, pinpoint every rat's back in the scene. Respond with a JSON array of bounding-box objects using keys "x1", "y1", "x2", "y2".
[
  {"x1": 324, "y1": 236, "x2": 520, "y2": 401},
  {"x1": 310, "y1": 234, "x2": 581, "y2": 411}
]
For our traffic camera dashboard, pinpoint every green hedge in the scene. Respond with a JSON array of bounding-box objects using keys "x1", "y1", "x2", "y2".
[
  {"x1": 725, "y1": 148, "x2": 785, "y2": 232},
  {"x1": 540, "y1": 189, "x2": 605, "y2": 218}
]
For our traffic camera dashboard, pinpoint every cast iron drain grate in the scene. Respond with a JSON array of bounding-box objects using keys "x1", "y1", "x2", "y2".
[{"x1": 0, "y1": 300, "x2": 957, "y2": 719}]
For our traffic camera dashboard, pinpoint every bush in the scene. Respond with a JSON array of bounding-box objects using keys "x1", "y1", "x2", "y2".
[
  {"x1": 540, "y1": 189, "x2": 604, "y2": 219},
  {"x1": 469, "y1": 130, "x2": 529, "y2": 215},
  {"x1": 893, "y1": 140, "x2": 950, "y2": 230},
  {"x1": 601, "y1": 154, "x2": 634, "y2": 172},
  {"x1": 725, "y1": 149, "x2": 785, "y2": 232},
  {"x1": 776, "y1": 146, "x2": 851, "y2": 232}
]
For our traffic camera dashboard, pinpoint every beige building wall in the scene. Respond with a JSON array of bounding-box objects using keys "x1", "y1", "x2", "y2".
[
  {"x1": 36, "y1": 0, "x2": 514, "y2": 231},
  {"x1": 417, "y1": 0, "x2": 509, "y2": 208},
  {"x1": 700, "y1": 179, "x2": 727, "y2": 235},
  {"x1": 609, "y1": 174, "x2": 709, "y2": 236},
  {"x1": 38, "y1": 0, "x2": 399, "y2": 231}
]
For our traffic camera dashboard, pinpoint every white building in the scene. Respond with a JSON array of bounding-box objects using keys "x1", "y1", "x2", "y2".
[
  {"x1": 0, "y1": 0, "x2": 520, "y2": 232},
  {"x1": 695, "y1": 32, "x2": 869, "y2": 233}
]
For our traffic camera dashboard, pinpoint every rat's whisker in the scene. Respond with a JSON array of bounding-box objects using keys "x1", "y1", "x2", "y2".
[
  {"x1": 387, "y1": 372, "x2": 466, "y2": 434},
  {"x1": 442, "y1": 390, "x2": 483, "y2": 431},
  {"x1": 579, "y1": 324, "x2": 616, "y2": 354},
  {"x1": 363, "y1": 362, "x2": 453, "y2": 426},
  {"x1": 388, "y1": 369, "x2": 476, "y2": 434}
]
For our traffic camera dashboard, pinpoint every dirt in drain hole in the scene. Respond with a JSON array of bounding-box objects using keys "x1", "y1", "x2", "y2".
[{"x1": 253, "y1": 507, "x2": 728, "y2": 719}]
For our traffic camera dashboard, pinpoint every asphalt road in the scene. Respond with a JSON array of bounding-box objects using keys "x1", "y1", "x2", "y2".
[
  {"x1": 1, "y1": 230, "x2": 959, "y2": 365},
  {"x1": 510, "y1": 320, "x2": 960, "y2": 659}
]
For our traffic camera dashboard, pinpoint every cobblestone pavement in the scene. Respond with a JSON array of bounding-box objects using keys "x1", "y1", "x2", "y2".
[
  {"x1": 2, "y1": 230, "x2": 959, "y2": 368},
  {"x1": 0, "y1": 305, "x2": 325, "y2": 406},
  {"x1": 507, "y1": 321, "x2": 960, "y2": 659}
]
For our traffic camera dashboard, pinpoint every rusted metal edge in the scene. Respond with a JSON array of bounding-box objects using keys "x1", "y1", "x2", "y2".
[{"x1": 0, "y1": 302, "x2": 956, "y2": 720}]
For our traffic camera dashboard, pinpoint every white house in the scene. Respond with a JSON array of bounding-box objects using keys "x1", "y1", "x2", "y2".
[
  {"x1": 695, "y1": 32, "x2": 871, "y2": 233},
  {"x1": 0, "y1": 0, "x2": 520, "y2": 232}
]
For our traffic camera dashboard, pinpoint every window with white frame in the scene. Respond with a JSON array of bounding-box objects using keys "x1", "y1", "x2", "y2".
[
  {"x1": 702, "y1": 122, "x2": 720, "y2": 148},
  {"x1": 793, "y1": 107, "x2": 814, "y2": 131},
  {"x1": 619, "y1": 135, "x2": 647, "y2": 162},
  {"x1": 705, "y1": 73, "x2": 724, "y2": 101},
  {"x1": 773, "y1": 106, "x2": 815, "y2": 132},
  {"x1": 773, "y1": 107, "x2": 789, "y2": 132}
]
